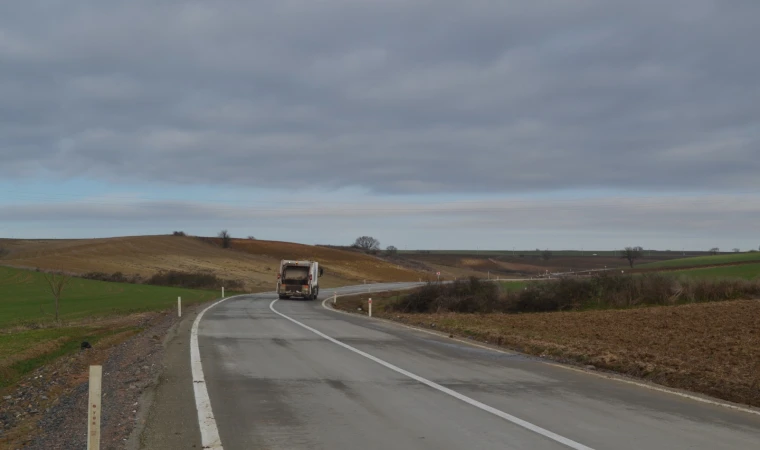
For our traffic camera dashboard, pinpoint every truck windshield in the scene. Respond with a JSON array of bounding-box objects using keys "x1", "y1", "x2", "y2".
[{"x1": 282, "y1": 266, "x2": 309, "y2": 281}]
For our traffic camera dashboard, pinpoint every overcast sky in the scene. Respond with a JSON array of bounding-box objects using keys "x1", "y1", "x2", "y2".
[{"x1": 1, "y1": 0, "x2": 759, "y2": 250}]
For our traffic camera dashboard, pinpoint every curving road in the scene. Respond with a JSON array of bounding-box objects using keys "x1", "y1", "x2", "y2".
[{"x1": 142, "y1": 283, "x2": 760, "y2": 449}]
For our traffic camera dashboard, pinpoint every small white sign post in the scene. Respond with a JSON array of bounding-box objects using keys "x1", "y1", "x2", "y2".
[
  {"x1": 87, "y1": 365, "x2": 102, "y2": 450},
  {"x1": 368, "y1": 298, "x2": 372, "y2": 318},
  {"x1": 437, "y1": 271, "x2": 441, "y2": 282},
  {"x1": 178, "y1": 297, "x2": 181, "y2": 317},
  {"x1": 333, "y1": 292, "x2": 337, "y2": 305},
  {"x1": 222, "y1": 286, "x2": 225, "y2": 298}
]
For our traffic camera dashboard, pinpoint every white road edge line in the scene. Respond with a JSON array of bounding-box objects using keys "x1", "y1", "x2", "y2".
[
  {"x1": 322, "y1": 291, "x2": 760, "y2": 418},
  {"x1": 191, "y1": 295, "x2": 245, "y2": 450},
  {"x1": 270, "y1": 298, "x2": 594, "y2": 450}
]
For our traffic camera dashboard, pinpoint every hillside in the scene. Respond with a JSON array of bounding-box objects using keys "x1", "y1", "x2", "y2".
[
  {"x1": 0, "y1": 236, "x2": 425, "y2": 291},
  {"x1": 639, "y1": 252, "x2": 760, "y2": 269},
  {"x1": 667, "y1": 263, "x2": 760, "y2": 280},
  {"x1": 393, "y1": 252, "x2": 666, "y2": 278}
]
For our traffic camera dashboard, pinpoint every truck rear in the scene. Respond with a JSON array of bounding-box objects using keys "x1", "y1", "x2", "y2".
[{"x1": 277, "y1": 260, "x2": 323, "y2": 300}]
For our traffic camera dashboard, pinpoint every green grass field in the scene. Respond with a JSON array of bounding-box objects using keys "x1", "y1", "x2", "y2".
[
  {"x1": 669, "y1": 263, "x2": 760, "y2": 280},
  {"x1": 0, "y1": 266, "x2": 221, "y2": 389},
  {"x1": 498, "y1": 281, "x2": 528, "y2": 291},
  {"x1": 640, "y1": 252, "x2": 760, "y2": 269},
  {"x1": 0, "y1": 266, "x2": 219, "y2": 329}
]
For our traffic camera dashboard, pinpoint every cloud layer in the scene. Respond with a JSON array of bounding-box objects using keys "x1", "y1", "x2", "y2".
[
  {"x1": 4, "y1": 194, "x2": 759, "y2": 234},
  {"x1": 2, "y1": 0, "x2": 759, "y2": 194}
]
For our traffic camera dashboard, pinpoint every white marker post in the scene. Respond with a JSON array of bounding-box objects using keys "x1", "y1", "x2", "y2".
[
  {"x1": 87, "y1": 365, "x2": 102, "y2": 450},
  {"x1": 178, "y1": 297, "x2": 182, "y2": 317},
  {"x1": 222, "y1": 287, "x2": 225, "y2": 299},
  {"x1": 333, "y1": 292, "x2": 337, "y2": 305},
  {"x1": 368, "y1": 298, "x2": 372, "y2": 318}
]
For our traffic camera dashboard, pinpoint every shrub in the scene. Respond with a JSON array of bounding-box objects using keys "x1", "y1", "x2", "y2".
[
  {"x1": 218, "y1": 230, "x2": 232, "y2": 248},
  {"x1": 172, "y1": 231, "x2": 187, "y2": 236},
  {"x1": 81, "y1": 272, "x2": 143, "y2": 284},
  {"x1": 145, "y1": 270, "x2": 243, "y2": 290},
  {"x1": 388, "y1": 278, "x2": 501, "y2": 313},
  {"x1": 390, "y1": 273, "x2": 760, "y2": 314}
]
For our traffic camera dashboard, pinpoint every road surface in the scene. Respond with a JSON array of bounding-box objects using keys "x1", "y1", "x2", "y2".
[{"x1": 145, "y1": 282, "x2": 760, "y2": 449}]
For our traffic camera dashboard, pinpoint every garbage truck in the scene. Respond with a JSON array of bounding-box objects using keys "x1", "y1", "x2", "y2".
[{"x1": 277, "y1": 260, "x2": 323, "y2": 300}]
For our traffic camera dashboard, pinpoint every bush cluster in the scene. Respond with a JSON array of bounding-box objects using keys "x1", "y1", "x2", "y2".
[
  {"x1": 146, "y1": 270, "x2": 244, "y2": 290},
  {"x1": 389, "y1": 274, "x2": 760, "y2": 314}
]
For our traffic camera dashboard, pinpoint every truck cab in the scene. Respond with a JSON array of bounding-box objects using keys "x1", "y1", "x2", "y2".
[{"x1": 277, "y1": 260, "x2": 323, "y2": 300}]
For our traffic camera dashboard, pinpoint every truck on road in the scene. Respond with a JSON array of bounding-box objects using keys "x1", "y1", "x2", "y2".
[{"x1": 277, "y1": 260, "x2": 323, "y2": 300}]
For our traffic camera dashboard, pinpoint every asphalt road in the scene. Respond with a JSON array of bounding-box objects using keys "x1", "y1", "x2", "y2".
[{"x1": 166, "y1": 282, "x2": 760, "y2": 449}]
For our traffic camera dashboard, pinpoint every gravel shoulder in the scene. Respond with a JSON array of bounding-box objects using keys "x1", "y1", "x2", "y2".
[{"x1": 0, "y1": 301, "x2": 213, "y2": 450}]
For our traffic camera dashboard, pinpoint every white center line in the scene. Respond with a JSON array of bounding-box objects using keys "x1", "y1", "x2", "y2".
[{"x1": 269, "y1": 298, "x2": 595, "y2": 450}]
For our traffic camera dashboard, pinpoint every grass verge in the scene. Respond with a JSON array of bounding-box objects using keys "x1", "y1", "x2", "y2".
[{"x1": 0, "y1": 325, "x2": 138, "y2": 389}]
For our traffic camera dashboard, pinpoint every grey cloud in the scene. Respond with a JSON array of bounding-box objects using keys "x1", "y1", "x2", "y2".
[
  {"x1": 4, "y1": 195, "x2": 760, "y2": 236},
  {"x1": 1, "y1": 1, "x2": 759, "y2": 193}
]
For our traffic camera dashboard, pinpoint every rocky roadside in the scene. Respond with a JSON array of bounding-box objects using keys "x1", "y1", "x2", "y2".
[{"x1": 0, "y1": 302, "x2": 210, "y2": 450}]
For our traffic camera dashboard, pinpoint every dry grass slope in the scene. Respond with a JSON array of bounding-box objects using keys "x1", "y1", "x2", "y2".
[{"x1": 0, "y1": 235, "x2": 424, "y2": 291}]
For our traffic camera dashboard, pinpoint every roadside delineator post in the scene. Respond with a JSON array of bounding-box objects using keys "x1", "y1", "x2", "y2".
[
  {"x1": 333, "y1": 292, "x2": 337, "y2": 304},
  {"x1": 222, "y1": 287, "x2": 225, "y2": 298},
  {"x1": 368, "y1": 298, "x2": 372, "y2": 318},
  {"x1": 178, "y1": 297, "x2": 181, "y2": 317},
  {"x1": 87, "y1": 365, "x2": 102, "y2": 450}
]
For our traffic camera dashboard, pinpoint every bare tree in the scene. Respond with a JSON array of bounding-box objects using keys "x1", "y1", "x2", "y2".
[
  {"x1": 247, "y1": 236, "x2": 256, "y2": 240},
  {"x1": 733, "y1": 248, "x2": 741, "y2": 253},
  {"x1": 353, "y1": 236, "x2": 380, "y2": 252},
  {"x1": 218, "y1": 230, "x2": 232, "y2": 248},
  {"x1": 386, "y1": 245, "x2": 398, "y2": 256},
  {"x1": 709, "y1": 247, "x2": 720, "y2": 255},
  {"x1": 43, "y1": 272, "x2": 70, "y2": 323},
  {"x1": 621, "y1": 246, "x2": 643, "y2": 268},
  {"x1": 172, "y1": 231, "x2": 186, "y2": 236}
]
